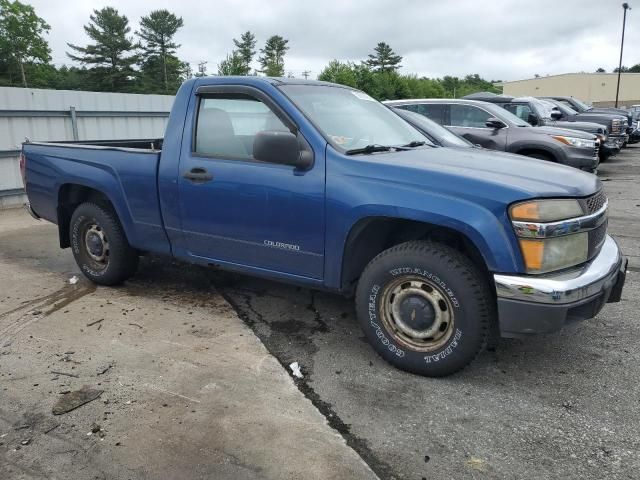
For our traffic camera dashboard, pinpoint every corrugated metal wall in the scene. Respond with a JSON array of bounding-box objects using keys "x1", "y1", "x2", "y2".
[{"x1": 0, "y1": 86, "x2": 175, "y2": 208}]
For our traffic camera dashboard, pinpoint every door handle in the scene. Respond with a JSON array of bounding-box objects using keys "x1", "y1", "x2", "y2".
[{"x1": 183, "y1": 167, "x2": 213, "y2": 183}]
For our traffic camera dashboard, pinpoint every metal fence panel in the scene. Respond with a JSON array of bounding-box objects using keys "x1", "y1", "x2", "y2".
[{"x1": 0, "y1": 86, "x2": 174, "y2": 207}]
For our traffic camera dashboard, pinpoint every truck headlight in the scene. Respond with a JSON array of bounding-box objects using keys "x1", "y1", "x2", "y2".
[
  {"x1": 509, "y1": 199, "x2": 588, "y2": 273},
  {"x1": 551, "y1": 135, "x2": 596, "y2": 149},
  {"x1": 517, "y1": 234, "x2": 588, "y2": 273},
  {"x1": 510, "y1": 199, "x2": 583, "y2": 222}
]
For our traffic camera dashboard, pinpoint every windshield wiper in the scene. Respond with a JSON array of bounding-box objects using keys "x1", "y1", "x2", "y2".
[
  {"x1": 401, "y1": 140, "x2": 427, "y2": 148},
  {"x1": 345, "y1": 144, "x2": 393, "y2": 155}
]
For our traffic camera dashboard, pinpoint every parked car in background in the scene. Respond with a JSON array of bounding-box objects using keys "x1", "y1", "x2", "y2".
[
  {"x1": 386, "y1": 98, "x2": 601, "y2": 172},
  {"x1": 542, "y1": 96, "x2": 631, "y2": 143},
  {"x1": 390, "y1": 107, "x2": 474, "y2": 148},
  {"x1": 626, "y1": 105, "x2": 640, "y2": 143},
  {"x1": 463, "y1": 94, "x2": 617, "y2": 162},
  {"x1": 543, "y1": 95, "x2": 632, "y2": 123},
  {"x1": 21, "y1": 77, "x2": 626, "y2": 376},
  {"x1": 541, "y1": 98, "x2": 628, "y2": 151}
]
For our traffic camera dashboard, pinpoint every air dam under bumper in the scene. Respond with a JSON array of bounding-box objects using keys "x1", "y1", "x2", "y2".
[{"x1": 494, "y1": 236, "x2": 627, "y2": 338}]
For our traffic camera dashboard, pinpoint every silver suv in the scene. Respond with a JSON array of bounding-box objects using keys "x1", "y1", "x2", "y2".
[{"x1": 385, "y1": 99, "x2": 600, "y2": 172}]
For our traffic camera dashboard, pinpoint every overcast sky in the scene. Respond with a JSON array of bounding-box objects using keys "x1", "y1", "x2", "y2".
[{"x1": 26, "y1": 0, "x2": 638, "y2": 81}]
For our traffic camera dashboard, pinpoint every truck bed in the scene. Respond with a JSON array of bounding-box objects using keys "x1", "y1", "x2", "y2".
[{"x1": 22, "y1": 139, "x2": 170, "y2": 256}]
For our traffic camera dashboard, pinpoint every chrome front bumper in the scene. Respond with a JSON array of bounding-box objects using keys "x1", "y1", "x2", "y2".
[{"x1": 494, "y1": 236, "x2": 627, "y2": 337}]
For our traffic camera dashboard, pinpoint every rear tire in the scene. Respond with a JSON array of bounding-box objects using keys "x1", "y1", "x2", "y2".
[
  {"x1": 70, "y1": 202, "x2": 138, "y2": 285},
  {"x1": 355, "y1": 241, "x2": 493, "y2": 377}
]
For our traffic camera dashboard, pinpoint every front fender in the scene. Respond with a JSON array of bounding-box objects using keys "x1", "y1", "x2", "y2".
[{"x1": 324, "y1": 175, "x2": 523, "y2": 290}]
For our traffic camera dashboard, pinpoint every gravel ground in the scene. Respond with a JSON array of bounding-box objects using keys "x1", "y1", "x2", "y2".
[{"x1": 1, "y1": 145, "x2": 639, "y2": 479}]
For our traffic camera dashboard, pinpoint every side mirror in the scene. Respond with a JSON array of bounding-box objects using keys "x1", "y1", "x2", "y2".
[
  {"x1": 527, "y1": 113, "x2": 539, "y2": 126},
  {"x1": 485, "y1": 118, "x2": 506, "y2": 129},
  {"x1": 550, "y1": 110, "x2": 563, "y2": 120},
  {"x1": 253, "y1": 131, "x2": 311, "y2": 169}
]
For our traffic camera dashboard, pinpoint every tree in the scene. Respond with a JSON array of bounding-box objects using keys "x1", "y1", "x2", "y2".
[
  {"x1": 318, "y1": 60, "x2": 358, "y2": 87},
  {"x1": 627, "y1": 63, "x2": 640, "y2": 73},
  {"x1": 365, "y1": 42, "x2": 402, "y2": 72},
  {"x1": 595, "y1": 67, "x2": 606, "y2": 73},
  {"x1": 217, "y1": 51, "x2": 246, "y2": 76},
  {"x1": 233, "y1": 31, "x2": 256, "y2": 75},
  {"x1": 137, "y1": 9, "x2": 184, "y2": 92},
  {"x1": 259, "y1": 35, "x2": 289, "y2": 77},
  {"x1": 0, "y1": 0, "x2": 51, "y2": 87},
  {"x1": 67, "y1": 7, "x2": 138, "y2": 92}
]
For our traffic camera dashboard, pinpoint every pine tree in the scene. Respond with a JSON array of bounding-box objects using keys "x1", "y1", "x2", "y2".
[
  {"x1": 67, "y1": 7, "x2": 138, "y2": 92},
  {"x1": 366, "y1": 42, "x2": 402, "y2": 72},
  {"x1": 137, "y1": 9, "x2": 184, "y2": 92},
  {"x1": 258, "y1": 35, "x2": 289, "y2": 77},
  {"x1": 217, "y1": 52, "x2": 245, "y2": 76},
  {"x1": 233, "y1": 31, "x2": 256, "y2": 76},
  {"x1": 0, "y1": 0, "x2": 51, "y2": 87}
]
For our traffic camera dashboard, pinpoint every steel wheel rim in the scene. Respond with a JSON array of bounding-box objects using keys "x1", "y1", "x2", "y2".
[
  {"x1": 380, "y1": 276, "x2": 455, "y2": 352},
  {"x1": 84, "y1": 223, "x2": 109, "y2": 268}
]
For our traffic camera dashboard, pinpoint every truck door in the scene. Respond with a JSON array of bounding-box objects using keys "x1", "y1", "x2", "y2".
[
  {"x1": 446, "y1": 104, "x2": 508, "y2": 151},
  {"x1": 176, "y1": 87, "x2": 325, "y2": 280}
]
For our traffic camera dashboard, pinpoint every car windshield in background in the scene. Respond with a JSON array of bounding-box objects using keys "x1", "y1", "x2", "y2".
[
  {"x1": 394, "y1": 109, "x2": 470, "y2": 148},
  {"x1": 546, "y1": 99, "x2": 578, "y2": 116},
  {"x1": 533, "y1": 98, "x2": 561, "y2": 119},
  {"x1": 279, "y1": 85, "x2": 428, "y2": 152},
  {"x1": 572, "y1": 97, "x2": 592, "y2": 111}
]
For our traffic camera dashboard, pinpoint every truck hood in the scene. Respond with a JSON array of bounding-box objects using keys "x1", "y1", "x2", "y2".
[{"x1": 343, "y1": 146, "x2": 600, "y2": 202}]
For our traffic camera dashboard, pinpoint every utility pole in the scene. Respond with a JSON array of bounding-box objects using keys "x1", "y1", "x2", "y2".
[
  {"x1": 302, "y1": 70, "x2": 311, "y2": 80},
  {"x1": 197, "y1": 61, "x2": 208, "y2": 77},
  {"x1": 615, "y1": 3, "x2": 631, "y2": 108}
]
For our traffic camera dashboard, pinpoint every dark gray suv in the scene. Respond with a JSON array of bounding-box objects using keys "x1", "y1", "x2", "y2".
[{"x1": 385, "y1": 99, "x2": 600, "y2": 172}]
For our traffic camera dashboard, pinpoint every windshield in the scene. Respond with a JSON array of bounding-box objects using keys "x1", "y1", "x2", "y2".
[
  {"x1": 279, "y1": 85, "x2": 428, "y2": 152},
  {"x1": 394, "y1": 108, "x2": 471, "y2": 147},
  {"x1": 533, "y1": 98, "x2": 562, "y2": 119},
  {"x1": 571, "y1": 97, "x2": 591, "y2": 111},
  {"x1": 546, "y1": 99, "x2": 577, "y2": 115}
]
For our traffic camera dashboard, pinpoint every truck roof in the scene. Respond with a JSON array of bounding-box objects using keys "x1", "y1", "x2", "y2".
[{"x1": 192, "y1": 75, "x2": 356, "y2": 90}]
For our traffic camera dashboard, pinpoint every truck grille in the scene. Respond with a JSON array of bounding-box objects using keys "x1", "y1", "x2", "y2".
[
  {"x1": 578, "y1": 190, "x2": 608, "y2": 261},
  {"x1": 588, "y1": 220, "x2": 608, "y2": 260},
  {"x1": 582, "y1": 190, "x2": 607, "y2": 214},
  {"x1": 593, "y1": 141, "x2": 600, "y2": 160}
]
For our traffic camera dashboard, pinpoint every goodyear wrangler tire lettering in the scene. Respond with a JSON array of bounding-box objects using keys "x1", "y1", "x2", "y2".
[{"x1": 355, "y1": 240, "x2": 493, "y2": 377}]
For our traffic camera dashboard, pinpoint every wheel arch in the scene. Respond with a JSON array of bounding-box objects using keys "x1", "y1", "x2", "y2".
[
  {"x1": 339, "y1": 215, "x2": 501, "y2": 295},
  {"x1": 57, "y1": 183, "x2": 126, "y2": 249}
]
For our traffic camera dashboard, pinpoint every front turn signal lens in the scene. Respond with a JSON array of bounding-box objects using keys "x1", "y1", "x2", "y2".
[{"x1": 518, "y1": 239, "x2": 544, "y2": 271}]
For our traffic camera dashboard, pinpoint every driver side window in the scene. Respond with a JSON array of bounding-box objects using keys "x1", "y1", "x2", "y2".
[{"x1": 195, "y1": 95, "x2": 289, "y2": 159}]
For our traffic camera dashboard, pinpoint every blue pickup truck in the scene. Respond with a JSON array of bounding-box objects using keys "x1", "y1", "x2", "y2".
[{"x1": 21, "y1": 77, "x2": 627, "y2": 376}]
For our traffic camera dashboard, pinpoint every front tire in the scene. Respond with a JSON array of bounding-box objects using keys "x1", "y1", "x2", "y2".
[
  {"x1": 70, "y1": 202, "x2": 138, "y2": 285},
  {"x1": 355, "y1": 241, "x2": 493, "y2": 377}
]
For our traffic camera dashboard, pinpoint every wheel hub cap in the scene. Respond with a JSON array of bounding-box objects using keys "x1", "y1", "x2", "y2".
[
  {"x1": 84, "y1": 225, "x2": 109, "y2": 263},
  {"x1": 381, "y1": 277, "x2": 455, "y2": 352}
]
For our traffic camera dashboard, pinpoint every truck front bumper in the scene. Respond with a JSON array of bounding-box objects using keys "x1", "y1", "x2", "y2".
[{"x1": 494, "y1": 236, "x2": 627, "y2": 338}]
